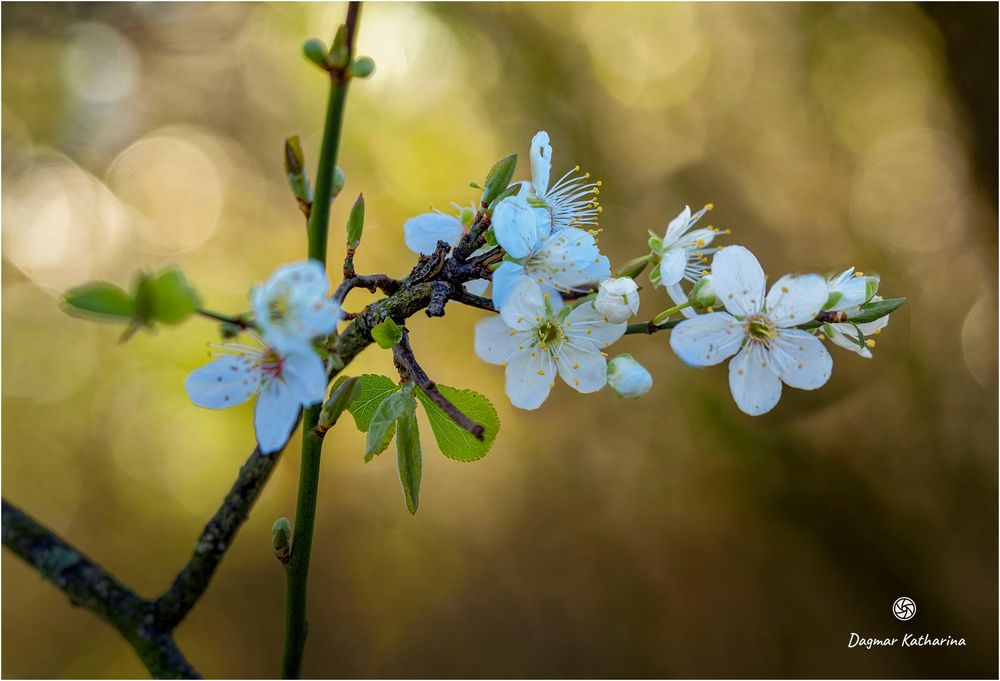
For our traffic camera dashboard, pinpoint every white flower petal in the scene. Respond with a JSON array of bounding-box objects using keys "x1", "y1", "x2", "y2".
[
  {"x1": 403, "y1": 213, "x2": 464, "y2": 255},
  {"x1": 555, "y1": 340, "x2": 607, "y2": 393},
  {"x1": 765, "y1": 274, "x2": 828, "y2": 327},
  {"x1": 492, "y1": 194, "x2": 538, "y2": 259},
  {"x1": 669, "y1": 311, "x2": 744, "y2": 366},
  {"x1": 530, "y1": 131, "x2": 552, "y2": 197},
  {"x1": 253, "y1": 259, "x2": 338, "y2": 352},
  {"x1": 728, "y1": 343, "x2": 782, "y2": 416},
  {"x1": 504, "y1": 348, "x2": 555, "y2": 410},
  {"x1": 499, "y1": 277, "x2": 548, "y2": 331},
  {"x1": 827, "y1": 271, "x2": 869, "y2": 310},
  {"x1": 675, "y1": 227, "x2": 717, "y2": 251},
  {"x1": 491, "y1": 261, "x2": 526, "y2": 310},
  {"x1": 254, "y1": 380, "x2": 301, "y2": 454},
  {"x1": 464, "y1": 279, "x2": 489, "y2": 297},
  {"x1": 564, "y1": 301, "x2": 627, "y2": 349},
  {"x1": 827, "y1": 323, "x2": 872, "y2": 358},
  {"x1": 475, "y1": 316, "x2": 530, "y2": 365},
  {"x1": 663, "y1": 205, "x2": 692, "y2": 244},
  {"x1": 711, "y1": 245, "x2": 766, "y2": 317},
  {"x1": 769, "y1": 329, "x2": 833, "y2": 390},
  {"x1": 281, "y1": 349, "x2": 329, "y2": 406},
  {"x1": 658, "y1": 247, "x2": 688, "y2": 287},
  {"x1": 857, "y1": 311, "x2": 890, "y2": 336},
  {"x1": 185, "y1": 355, "x2": 258, "y2": 409}
]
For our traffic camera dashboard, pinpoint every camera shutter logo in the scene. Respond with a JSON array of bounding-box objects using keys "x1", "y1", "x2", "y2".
[{"x1": 892, "y1": 596, "x2": 916, "y2": 621}]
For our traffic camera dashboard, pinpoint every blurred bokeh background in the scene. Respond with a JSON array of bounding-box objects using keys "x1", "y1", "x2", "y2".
[{"x1": 2, "y1": 2, "x2": 997, "y2": 678}]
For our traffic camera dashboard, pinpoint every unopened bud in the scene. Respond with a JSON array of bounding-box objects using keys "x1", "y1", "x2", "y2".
[
  {"x1": 272, "y1": 517, "x2": 292, "y2": 564},
  {"x1": 349, "y1": 56, "x2": 376, "y2": 79},
  {"x1": 331, "y1": 166, "x2": 346, "y2": 200},
  {"x1": 594, "y1": 277, "x2": 640, "y2": 323},
  {"x1": 317, "y1": 376, "x2": 361, "y2": 434},
  {"x1": 346, "y1": 193, "x2": 365, "y2": 249},
  {"x1": 219, "y1": 321, "x2": 241, "y2": 339},
  {"x1": 302, "y1": 38, "x2": 329, "y2": 70},
  {"x1": 607, "y1": 354, "x2": 653, "y2": 399},
  {"x1": 616, "y1": 255, "x2": 650, "y2": 280},
  {"x1": 689, "y1": 275, "x2": 717, "y2": 309},
  {"x1": 329, "y1": 25, "x2": 350, "y2": 68}
]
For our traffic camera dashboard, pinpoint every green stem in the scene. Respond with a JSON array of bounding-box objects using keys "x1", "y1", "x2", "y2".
[
  {"x1": 282, "y1": 3, "x2": 362, "y2": 678},
  {"x1": 651, "y1": 300, "x2": 692, "y2": 325},
  {"x1": 281, "y1": 404, "x2": 325, "y2": 679}
]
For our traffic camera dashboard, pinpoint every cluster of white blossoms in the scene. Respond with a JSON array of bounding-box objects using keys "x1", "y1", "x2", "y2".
[
  {"x1": 404, "y1": 131, "x2": 895, "y2": 416},
  {"x1": 185, "y1": 261, "x2": 342, "y2": 453}
]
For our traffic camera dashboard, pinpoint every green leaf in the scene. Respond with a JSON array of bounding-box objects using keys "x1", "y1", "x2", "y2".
[
  {"x1": 371, "y1": 317, "x2": 402, "y2": 349},
  {"x1": 317, "y1": 376, "x2": 361, "y2": 433},
  {"x1": 415, "y1": 385, "x2": 499, "y2": 462},
  {"x1": 62, "y1": 282, "x2": 135, "y2": 322},
  {"x1": 395, "y1": 409, "x2": 422, "y2": 514},
  {"x1": 481, "y1": 153, "x2": 517, "y2": 207},
  {"x1": 134, "y1": 268, "x2": 201, "y2": 326},
  {"x1": 347, "y1": 374, "x2": 399, "y2": 432},
  {"x1": 864, "y1": 276, "x2": 880, "y2": 303},
  {"x1": 823, "y1": 291, "x2": 843, "y2": 311},
  {"x1": 365, "y1": 387, "x2": 415, "y2": 462},
  {"x1": 848, "y1": 296, "x2": 904, "y2": 325},
  {"x1": 486, "y1": 183, "x2": 521, "y2": 212},
  {"x1": 346, "y1": 193, "x2": 365, "y2": 248}
]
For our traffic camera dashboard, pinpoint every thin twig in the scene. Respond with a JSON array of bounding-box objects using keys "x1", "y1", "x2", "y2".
[
  {"x1": 154, "y1": 446, "x2": 285, "y2": 630},
  {"x1": 332, "y1": 273, "x2": 400, "y2": 304},
  {"x1": 197, "y1": 309, "x2": 255, "y2": 330},
  {"x1": 2, "y1": 500, "x2": 200, "y2": 679},
  {"x1": 624, "y1": 319, "x2": 682, "y2": 335},
  {"x1": 392, "y1": 327, "x2": 485, "y2": 440}
]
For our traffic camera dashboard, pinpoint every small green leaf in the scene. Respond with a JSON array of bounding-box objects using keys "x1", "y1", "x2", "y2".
[
  {"x1": 481, "y1": 153, "x2": 517, "y2": 207},
  {"x1": 848, "y1": 296, "x2": 904, "y2": 325},
  {"x1": 329, "y1": 25, "x2": 349, "y2": 68},
  {"x1": 135, "y1": 268, "x2": 202, "y2": 325},
  {"x1": 347, "y1": 374, "x2": 399, "y2": 432},
  {"x1": 823, "y1": 291, "x2": 843, "y2": 311},
  {"x1": 349, "y1": 56, "x2": 376, "y2": 78},
  {"x1": 317, "y1": 376, "x2": 361, "y2": 433},
  {"x1": 346, "y1": 193, "x2": 365, "y2": 248},
  {"x1": 371, "y1": 317, "x2": 402, "y2": 349},
  {"x1": 616, "y1": 255, "x2": 650, "y2": 280},
  {"x1": 331, "y1": 166, "x2": 346, "y2": 200},
  {"x1": 365, "y1": 387, "x2": 415, "y2": 462},
  {"x1": 864, "y1": 276, "x2": 880, "y2": 303},
  {"x1": 62, "y1": 282, "x2": 135, "y2": 322},
  {"x1": 486, "y1": 183, "x2": 521, "y2": 212},
  {"x1": 396, "y1": 409, "x2": 422, "y2": 514},
  {"x1": 415, "y1": 385, "x2": 499, "y2": 462},
  {"x1": 285, "y1": 135, "x2": 313, "y2": 215}
]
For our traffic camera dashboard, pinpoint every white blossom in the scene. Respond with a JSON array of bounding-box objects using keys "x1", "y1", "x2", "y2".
[
  {"x1": 491, "y1": 226, "x2": 610, "y2": 309},
  {"x1": 822, "y1": 268, "x2": 888, "y2": 358},
  {"x1": 251, "y1": 260, "x2": 341, "y2": 353},
  {"x1": 525, "y1": 130, "x2": 601, "y2": 234},
  {"x1": 669, "y1": 245, "x2": 832, "y2": 416},
  {"x1": 474, "y1": 277, "x2": 626, "y2": 410},
  {"x1": 653, "y1": 204, "x2": 725, "y2": 318},
  {"x1": 594, "y1": 277, "x2": 640, "y2": 323},
  {"x1": 185, "y1": 334, "x2": 327, "y2": 453},
  {"x1": 607, "y1": 354, "x2": 653, "y2": 398}
]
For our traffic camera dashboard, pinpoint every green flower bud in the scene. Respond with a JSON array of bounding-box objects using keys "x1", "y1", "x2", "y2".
[
  {"x1": 349, "y1": 56, "x2": 376, "y2": 79},
  {"x1": 302, "y1": 38, "x2": 329, "y2": 70},
  {"x1": 331, "y1": 166, "x2": 346, "y2": 200},
  {"x1": 689, "y1": 275, "x2": 718, "y2": 309},
  {"x1": 272, "y1": 517, "x2": 292, "y2": 564},
  {"x1": 616, "y1": 255, "x2": 651, "y2": 280}
]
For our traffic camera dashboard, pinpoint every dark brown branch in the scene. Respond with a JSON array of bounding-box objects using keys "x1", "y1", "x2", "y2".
[
  {"x1": 450, "y1": 287, "x2": 496, "y2": 312},
  {"x1": 426, "y1": 281, "x2": 453, "y2": 317},
  {"x1": 450, "y1": 210, "x2": 490, "y2": 262},
  {"x1": 2, "y1": 500, "x2": 200, "y2": 679},
  {"x1": 154, "y1": 446, "x2": 285, "y2": 630},
  {"x1": 332, "y1": 273, "x2": 400, "y2": 304},
  {"x1": 391, "y1": 327, "x2": 485, "y2": 440}
]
